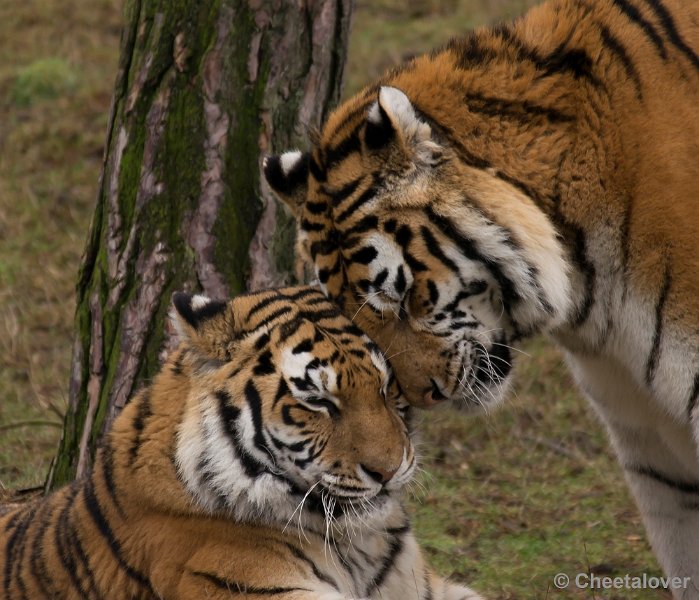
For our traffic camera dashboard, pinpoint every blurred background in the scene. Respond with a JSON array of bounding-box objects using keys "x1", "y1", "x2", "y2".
[{"x1": 0, "y1": 0, "x2": 667, "y2": 597}]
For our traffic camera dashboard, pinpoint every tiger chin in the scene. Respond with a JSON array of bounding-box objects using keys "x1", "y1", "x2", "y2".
[{"x1": 0, "y1": 287, "x2": 484, "y2": 600}]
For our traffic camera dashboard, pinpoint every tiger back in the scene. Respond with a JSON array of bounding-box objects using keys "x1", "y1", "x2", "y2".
[{"x1": 1, "y1": 287, "x2": 483, "y2": 600}]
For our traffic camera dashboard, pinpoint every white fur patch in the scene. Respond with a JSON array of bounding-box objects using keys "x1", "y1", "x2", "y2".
[
  {"x1": 280, "y1": 347, "x2": 340, "y2": 403},
  {"x1": 362, "y1": 232, "x2": 414, "y2": 310},
  {"x1": 280, "y1": 150, "x2": 304, "y2": 176},
  {"x1": 369, "y1": 86, "x2": 434, "y2": 149},
  {"x1": 191, "y1": 294, "x2": 211, "y2": 310}
]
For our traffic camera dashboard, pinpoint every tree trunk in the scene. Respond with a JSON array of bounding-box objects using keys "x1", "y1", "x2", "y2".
[{"x1": 47, "y1": 0, "x2": 353, "y2": 490}]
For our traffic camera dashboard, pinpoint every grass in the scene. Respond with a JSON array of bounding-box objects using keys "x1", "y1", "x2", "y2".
[{"x1": 0, "y1": 0, "x2": 667, "y2": 598}]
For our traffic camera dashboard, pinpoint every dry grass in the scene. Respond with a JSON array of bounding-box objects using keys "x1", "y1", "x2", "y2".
[
  {"x1": 0, "y1": 0, "x2": 666, "y2": 598},
  {"x1": 0, "y1": 0, "x2": 122, "y2": 489}
]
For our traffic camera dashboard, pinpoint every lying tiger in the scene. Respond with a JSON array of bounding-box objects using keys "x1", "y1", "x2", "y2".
[
  {"x1": 0, "y1": 287, "x2": 483, "y2": 600},
  {"x1": 263, "y1": 0, "x2": 699, "y2": 595}
]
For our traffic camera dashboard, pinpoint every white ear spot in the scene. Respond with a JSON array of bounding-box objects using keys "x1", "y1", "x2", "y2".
[
  {"x1": 367, "y1": 101, "x2": 383, "y2": 124},
  {"x1": 379, "y1": 87, "x2": 416, "y2": 125},
  {"x1": 378, "y1": 86, "x2": 432, "y2": 144},
  {"x1": 280, "y1": 150, "x2": 304, "y2": 176},
  {"x1": 191, "y1": 294, "x2": 211, "y2": 310}
]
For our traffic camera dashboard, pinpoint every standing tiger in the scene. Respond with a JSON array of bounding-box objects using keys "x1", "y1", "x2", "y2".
[
  {"x1": 0, "y1": 288, "x2": 483, "y2": 600},
  {"x1": 263, "y1": 0, "x2": 699, "y2": 595}
]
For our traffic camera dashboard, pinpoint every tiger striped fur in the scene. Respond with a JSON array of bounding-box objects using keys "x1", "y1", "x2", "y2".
[
  {"x1": 263, "y1": 0, "x2": 699, "y2": 596},
  {"x1": 0, "y1": 288, "x2": 483, "y2": 600}
]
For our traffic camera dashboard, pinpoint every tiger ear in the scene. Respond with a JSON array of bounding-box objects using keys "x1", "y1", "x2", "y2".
[
  {"x1": 262, "y1": 150, "x2": 310, "y2": 216},
  {"x1": 365, "y1": 86, "x2": 442, "y2": 166},
  {"x1": 170, "y1": 292, "x2": 237, "y2": 361}
]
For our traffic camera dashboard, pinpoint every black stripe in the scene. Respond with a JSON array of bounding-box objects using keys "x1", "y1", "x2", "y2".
[
  {"x1": 284, "y1": 287, "x2": 326, "y2": 302},
  {"x1": 309, "y1": 237, "x2": 340, "y2": 258},
  {"x1": 539, "y1": 44, "x2": 603, "y2": 87},
  {"x1": 54, "y1": 486, "x2": 91, "y2": 600},
  {"x1": 273, "y1": 377, "x2": 290, "y2": 408},
  {"x1": 365, "y1": 525, "x2": 409, "y2": 594},
  {"x1": 64, "y1": 500, "x2": 102, "y2": 599},
  {"x1": 324, "y1": 131, "x2": 361, "y2": 168},
  {"x1": 598, "y1": 23, "x2": 643, "y2": 99},
  {"x1": 611, "y1": 0, "x2": 667, "y2": 59},
  {"x1": 244, "y1": 381, "x2": 275, "y2": 461},
  {"x1": 29, "y1": 499, "x2": 57, "y2": 598},
  {"x1": 449, "y1": 32, "x2": 497, "y2": 69},
  {"x1": 420, "y1": 225, "x2": 460, "y2": 272},
  {"x1": 245, "y1": 293, "x2": 284, "y2": 320},
  {"x1": 280, "y1": 544, "x2": 338, "y2": 590},
  {"x1": 687, "y1": 371, "x2": 699, "y2": 419},
  {"x1": 292, "y1": 339, "x2": 314, "y2": 354},
  {"x1": 83, "y1": 479, "x2": 154, "y2": 593},
  {"x1": 277, "y1": 318, "x2": 306, "y2": 344},
  {"x1": 305, "y1": 200, "x2": 328, "y2": 215},
  {"x1": 641, "y1": 0, "x2": 699, "y2": 70},
  {"x1": 629, "y1": 465, "x2": 699, "y2": 494},
  {"x1": 191, "y1": 570, "x2": 311, "y2": 595},
  {"x1": 128, "y1": 391, "x2": 152, "y2": 466},
  {"x1": 301, "y1": 218, "x2": 327, "y2": 232},
  {"x1": 317, "y1": 257, "x2": 342, "y2": 284},
  {"x1": 550, "y1": 209, "x2": 596, "y2": 328},
  {"x1": 451, "y1": 28, "x2": 602, "y2": 87},
  {"x1": 255, "y1": 306, "x2": 293, "y2": 330},
  {"x1": 335, "y1": 185, "x2": 378, "y2": 224},
  {"x1": 426, "y1": 208, "x2": 520, "y2": 315},
  {"x1": 645, "y1": 265, "x2": 672, "y2": 385},
  {"x1": 349, "y1": 246, "x2": 378, "y2": 265},
  {"x1": 4, "y1": 505, "x2": 36, "y2": 600},
  {"x1": 325, "y1": 177, "x2": 361, "y2": 208},
  {"x1": 4, "y1": 511, "x2": 22, "y2": 532},
  {"x1": 309, "y1": 154, "x2": 326, "y2": 182},
  {"x1": 323, "y1": 99, "x2": 376, "y2": 151},
  {"x1": 254, "y1": 332, "x2": 270, "y2": 351},
  {"x1": 216, "y1": 390, "x2": 266, "y2": 479},
  {"x1": 253, "y1": 350, "x2": 275, "y2": 376},
  {"x1": 100, "y1": 439, "x2": 126, "y2": 518},
  {"x1": 464, "y1": 91, "x2": 574, "y2": 124},
  {"x1": 342, "y1": 215, "x2": 379, "y2": 239}
]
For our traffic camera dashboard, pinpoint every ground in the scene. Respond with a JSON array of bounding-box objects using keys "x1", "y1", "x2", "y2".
[{"x1": 0, "y1": 0, "x2": 667, "y2": 598}]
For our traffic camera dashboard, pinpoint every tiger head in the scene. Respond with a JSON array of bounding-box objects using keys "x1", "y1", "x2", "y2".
[
  {"x1": 169, "y1": 287, "x2": 414, "y2": 531},
  {"x1": 264, "y1": 85, "x2": 573, "y2": 412}
]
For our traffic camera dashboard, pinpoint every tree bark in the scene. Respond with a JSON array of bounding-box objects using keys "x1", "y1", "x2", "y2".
[{"x1": 47, "y1": 0, "x2": 353, "y2": 490}]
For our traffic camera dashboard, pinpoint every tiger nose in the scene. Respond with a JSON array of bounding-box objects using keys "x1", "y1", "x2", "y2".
[{"x1": 360, "y1": 463, "x2": 399, "y2": 484}]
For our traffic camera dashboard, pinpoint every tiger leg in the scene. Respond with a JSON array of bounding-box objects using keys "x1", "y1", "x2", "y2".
[{"x1": 567, "y1": 353, "x2": 699, "y2": 599}]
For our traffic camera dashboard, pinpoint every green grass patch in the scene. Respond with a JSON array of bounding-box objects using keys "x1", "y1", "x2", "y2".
[{"x1": 10, "y1": 57, "x2": 78, "y2": 107}]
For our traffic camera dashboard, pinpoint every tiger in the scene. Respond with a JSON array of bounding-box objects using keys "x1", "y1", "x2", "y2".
[
  {"x1": 0, "y1": 287, "x2": 484, "y2": 600},
  {"x1": 262, "y1": 0, "x2": 699, "y2": 595}
]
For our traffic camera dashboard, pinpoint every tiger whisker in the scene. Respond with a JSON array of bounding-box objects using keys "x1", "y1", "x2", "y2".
[
  {"x1": 352, "y1": 291, "x2": 381, "y2": 322},
  {"x1": 284, "y1": 480, "x2": 320, "y2": 544}
]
